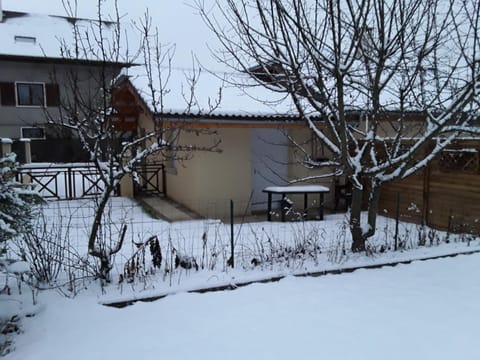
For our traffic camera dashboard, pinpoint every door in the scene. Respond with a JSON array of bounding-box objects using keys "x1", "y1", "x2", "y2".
[{"x1": 251, "y1": 128, "x2": 289, "y2": 211}]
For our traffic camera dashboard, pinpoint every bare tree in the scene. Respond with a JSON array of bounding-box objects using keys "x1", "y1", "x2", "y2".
[
  {"x1": 46, "y1": 0, "x2": 221, "y2": 281},
  {"x1": 197, "y1": 0, "x2": 480, "y2": 252}
]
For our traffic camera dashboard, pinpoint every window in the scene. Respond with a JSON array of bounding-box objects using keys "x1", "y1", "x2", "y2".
[
  {"x1": 16, "y1": 82, "x2": 45, "y2": 106},
  {"x1": 14, "y1": 36, "x2": 36, "y2": 44},
  {"x1": 21, "y1": 127, "x2": 45, "y2": 140},
  {"x1": 1, "y1": 82, "x2": 59, "y2": 107}
]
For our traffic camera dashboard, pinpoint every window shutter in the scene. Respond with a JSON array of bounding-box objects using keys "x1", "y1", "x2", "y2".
[
  {"x1": 45, "y1": 83, "x2": 60, "y2": 107},
  {"x1": 0, "y1": 82, "x2": 16, "y2": 106}
]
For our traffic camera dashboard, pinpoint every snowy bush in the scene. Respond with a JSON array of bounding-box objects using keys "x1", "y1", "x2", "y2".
[
  {"x1": 0, "y1": 153, "x2": 42, "y2": 356},
  {"x1": 0, "y1": 153, "x2": 42, "y2": 262}
]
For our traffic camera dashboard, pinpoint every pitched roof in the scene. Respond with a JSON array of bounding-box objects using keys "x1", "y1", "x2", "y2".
[{"x1": 0, "y1": 10, "x2": 131, "y2": 67}]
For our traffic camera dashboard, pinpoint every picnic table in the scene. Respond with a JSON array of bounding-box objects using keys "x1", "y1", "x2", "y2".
[{"x1": 262, "y1": 185, "x2": 330, "y2": 222}]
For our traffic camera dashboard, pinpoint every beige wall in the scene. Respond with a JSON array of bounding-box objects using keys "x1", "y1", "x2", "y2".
[
  {"x1": 166, "y1": 127, "x2": 252, "y2": 219},
  {"x1": 135, "y1": 110, "x2": 340, "y2": 217}
]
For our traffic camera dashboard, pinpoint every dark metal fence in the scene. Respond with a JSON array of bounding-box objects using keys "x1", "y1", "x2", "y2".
[
  {"x1": 16, "y1": 163, "x2": 110, "y2": 200},
  {"x1": 16, "y1": 162, "x2": 166, "y2": 200},
  {"x1": 133, "y1": 163, "x2": 166, "y2": 197}
]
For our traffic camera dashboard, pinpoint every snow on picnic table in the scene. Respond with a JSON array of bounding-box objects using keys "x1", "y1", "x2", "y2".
[
  {"x1": 6, "y1": 253, "x2": 480, "y2": 360},
  {"x1": 263, "y1": 184, "x2": 330, "y2": 193}
]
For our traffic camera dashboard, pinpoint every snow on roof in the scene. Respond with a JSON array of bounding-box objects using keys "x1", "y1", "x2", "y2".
[
  {"x1": 0, "y1": 4, "x2": 295, "y2": 116},
  {"x1": 0, "y1": 10, "x2": 122, "y2": 63}
]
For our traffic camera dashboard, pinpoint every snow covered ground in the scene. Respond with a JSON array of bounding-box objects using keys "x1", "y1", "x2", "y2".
[
  {"x1": 6, "y1": 252, "x2": 480, "y2": 360},
  {"x1": 4, "y1": 197, "x2": 478, "y2": 304},
  {"x1": 1, "y1": 197, "x2": 479, "y2": 358}
]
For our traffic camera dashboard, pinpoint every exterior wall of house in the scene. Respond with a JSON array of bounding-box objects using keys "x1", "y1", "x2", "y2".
[
  {"x1": 0, "y1": 60, "x2": 60, "y2": 138},
  {"x1": 0, "y1": 59, "x2": 120, "y2": 161},
  {"x1": 165, "y1": 127, "x2": 252, "y2": 219}
]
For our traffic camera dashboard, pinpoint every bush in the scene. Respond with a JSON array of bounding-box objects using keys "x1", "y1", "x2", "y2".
[{"x1": 0, "y1": 153, "x2": 42, "y2": 260}]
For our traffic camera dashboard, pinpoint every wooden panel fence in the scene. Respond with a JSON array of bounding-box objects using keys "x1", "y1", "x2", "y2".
[{"x1": 379, "y1": 142, "x2": 480, "y2": 234}]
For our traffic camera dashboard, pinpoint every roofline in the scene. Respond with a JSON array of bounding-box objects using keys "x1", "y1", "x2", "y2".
[
  {"x1": 0, "y1": 53, "x2": 135, "y2": 68},
  {"x1": 152, "y1": 109, "x2": 433, "y2": 123},
  {"x1": 154, "y1": 111, "x2": 315, "y2": 123}
]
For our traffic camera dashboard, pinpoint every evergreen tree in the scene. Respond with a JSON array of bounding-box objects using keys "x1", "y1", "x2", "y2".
[{"x1": 0, "y1": 153, "x2": 42, "y2": 257}]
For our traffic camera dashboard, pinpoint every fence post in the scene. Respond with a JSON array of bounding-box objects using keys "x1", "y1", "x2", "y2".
[
  {"x1": 67, "y1": 166, "x2": 73, "y2": 200},
  {"x1": 394, "y1": 192, "x2": 400, "y2": 251},
  {"x1": 1, "y1": 138, "x2": 12, "y2": 157},
  {"x1": 162, "y1": 164, "x2": 167, "y2": 196},
  {"x1": 20, "y1": 138, "x2": 32, "y2": 163},
  {"x1": 230, "y1": 199, "x2": 234, "y2": 268}
]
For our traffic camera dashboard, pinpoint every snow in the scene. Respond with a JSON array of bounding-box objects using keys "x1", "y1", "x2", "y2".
[
  {"x1": 6, "y1": 261, "x2": 30, "y2": 274},
  {"x1": 5, "y1": 253, "x2": 480, "y2": 360},
  {"x1": 0, "y1": 195, "x2": 478, "y2": 358},
  {"x1": 263, "y1": 184, "x2": 330, "y2": 193},
  {"x1": 0, "y1": 11, "x2": 116, "y2": 61}
]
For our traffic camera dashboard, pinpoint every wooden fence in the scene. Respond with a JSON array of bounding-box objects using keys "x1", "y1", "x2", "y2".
[{"x1": 379, "y1": 142, "x2": 480, "y2": 234}]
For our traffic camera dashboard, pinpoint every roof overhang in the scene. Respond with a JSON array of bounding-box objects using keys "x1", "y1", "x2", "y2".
[
  {"x1": 0, "y1": 53, "x2": 135, "y2": 68},
  {"x1": 154, "y1": 112, "x2": 324, "y2": 129}
]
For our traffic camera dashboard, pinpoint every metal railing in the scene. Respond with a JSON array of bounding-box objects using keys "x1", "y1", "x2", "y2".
[
  {"x1": 16, "y1": 163, "x2": 109, "y2": 200},
  {"x1": 16, "y1": 162, "x2": 166, "y2": 200},
  {"x1": 133, "y1": 163, "x2": 166, "y2": 197}
]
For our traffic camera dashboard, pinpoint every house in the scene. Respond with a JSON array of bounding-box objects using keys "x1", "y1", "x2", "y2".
[{"x1": 0, "y1": 7, "x2": 132, "y2": 162}]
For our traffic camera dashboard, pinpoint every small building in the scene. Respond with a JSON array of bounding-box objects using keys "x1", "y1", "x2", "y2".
[{"x1": 112, "y1": 77, "x2": 335, "y2": 219}]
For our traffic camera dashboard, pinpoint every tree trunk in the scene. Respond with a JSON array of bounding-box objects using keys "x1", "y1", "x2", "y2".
[
  {"x1": 350, "y1": 180, "x2": 382, "y2": 253},
  {"x1": 350, "y1": 185, "x2": 366, "y2": 252},
  {"x1": 88, "y1": 186, "x2": 114, "y2": 281}
]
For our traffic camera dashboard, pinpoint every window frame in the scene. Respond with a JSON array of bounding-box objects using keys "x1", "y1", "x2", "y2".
[
  {"x1": 21, "y1": 127, "x2": 46, "y2": 140},
  {"x1": 15, "y1": 81, "x2": 46, "y2": 108}
]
